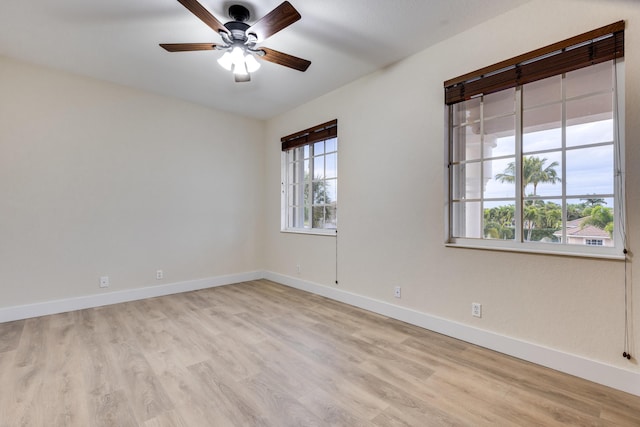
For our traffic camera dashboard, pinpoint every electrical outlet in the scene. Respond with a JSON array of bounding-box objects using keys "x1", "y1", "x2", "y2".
[
  {"x1": 296, "y1": 264, "x2": 301, "y2": 275},
  {"x1": 472, "y1": 302, "x2": 482, "y2": 318},
  {"x1": 394, "y1": 286, "x2": 401, "y2": 298},
  {"x1": 99, "y1": 276, "x2": 110, "y2": 288},
  {"x1": 156, "y1": 270, "x2": 163, "y2": 280}
]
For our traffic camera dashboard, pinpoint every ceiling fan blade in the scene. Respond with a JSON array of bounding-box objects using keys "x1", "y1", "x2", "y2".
[
  {"x1": 160, "y1": 43, "x2": 219, "y2": 52},
  {"x1": 177, "y1": 0, "x2": 229, "y2": 35},
  {"x1": 247, "y1": 1, "x2": 301, "y2": 41},
  {"x1": 259, "y1": 47, "x2": 311, "y2": 72},
  {"x1": 235, "y1": 73, "x2": 251, "y2": 83}
]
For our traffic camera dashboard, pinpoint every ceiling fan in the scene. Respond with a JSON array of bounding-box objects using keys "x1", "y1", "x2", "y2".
[{"x1": 160, "y1": 0, "x2": 311, "y2": 82}]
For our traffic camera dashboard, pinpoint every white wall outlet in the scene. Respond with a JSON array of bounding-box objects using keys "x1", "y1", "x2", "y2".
[
  {"x1": 99, "y1": 276, "x2": 110, "y2": 288},
  {"x1": 472, "y1": 302, "x2": 482, "y2": 318},
  {"x1": 296, "y1": 264, "x2": 301, "y2": 275},
  {"x1": 156, "y1": 270, "x2": 163, "y2": 280},
  {"x1": 394, "y1": 286, "x2": 401, "y2": 298}
]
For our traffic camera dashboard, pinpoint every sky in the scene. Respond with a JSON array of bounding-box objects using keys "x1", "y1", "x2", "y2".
[{"x1": 481, "y1": 119, "x2": 615, "y2": 207}]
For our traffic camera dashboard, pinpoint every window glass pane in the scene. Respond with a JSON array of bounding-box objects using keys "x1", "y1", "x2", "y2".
[
  {"x1": 484, "y1": 158, "x2": 516, "y2": 198},
  {"x1": 484, "y1": 89, "x2": 515, "y2": 118},
  {"x1": 452, "y1": 98, "x2": 480, "y2": 126},
  {"x1": 304, "y1": 159, "x2": 310, "y2": 175},
  {"x1": 303, "y1": 145, "x2": 309, "y2": 159},
  {"x1": 313, "y1": 180, "x2": 326, "y2": 204},
  {"x1": 522, "y1": 199, "x2": 562, "y2": 242},
  {"x1": 312, "y1": 206, "x2": 325, "y2": 228},
  {"x1": 313, "y1": 156, "x2": 324, "y2": 179},
  {"x1": 565, "y1": 61, "x2": 613, "y2": 99},
  {"x1": 452, "y1": 201, "x2": 482, "y2": 238},
  {"x1": 484, "y1": 115, "x2": 515, "y2": 157},
  {"x1": 452, "y1": 162, "x2": 481, "y2": 200},
  {"x1": 325, "y1": 153, "x2": 337, "y2": 178},
  {"x1": 566, "y1": 93, "x2": 613, "y2": 147},
  {"x1": 314, "y1": 141, "x2": 324, "y2": 155},
  {"x1": 293, "y1": 160, "x2": 303, "y2": 179},
  {"x1": 523, "y1": 104, "x2": 562, "y2": 153},
  {"x1": 564, "y1": 198, "x2": 614, "y2": 247},
  {"x1": 523, "y1": 75, "x2": 561, "y2": 108},
  {"x1": 325, "y1": 206, "x2": 337, "y2": 229},
  {"x1": 325, "y1": 138, "x2": 337, "y2": 153},
  {"x1": 567, "y1": 118, "x2": 613, "y2": 148},
  {"x1": 565, "y1": 145, "x2": 613, "y2": 196},
  {"x1": 289, "y1": 184, "x2": 298, "y2": 205},
  {"x1": 489, "y1": 133, "x2": 515, "y2": 159},
  {"x1": 297, "y1": 207, "x2": 303, "y2": 228},
  {"x1": 325, "y1": 179, "x2": 337, "y2": 203},
  {"x1": 522, "y1": 153, "x2": 562, "y2": 197},
  {"x1": 304, "y1": 182, "x2": 311, "y2": 206},
  {"x1": 288, "y1": 206, "x2": 295, "y2": 227},
  {"x1": 452, "y1": 125, "x2": 481, "y2": 162},
  {"x1": 287, "y1": 161, "x2": 294, "y2": 182},
  {"x1": 483, "y1": 202, "x2": 515, "y2": 240}
]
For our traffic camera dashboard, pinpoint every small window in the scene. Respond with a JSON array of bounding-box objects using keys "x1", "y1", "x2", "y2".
[
  {"x1": 281, "y1": 120, "x2": 338, "y2": 234},
  {"x1": 445, "y1": 22, "x2": 625, "y2": 258}
]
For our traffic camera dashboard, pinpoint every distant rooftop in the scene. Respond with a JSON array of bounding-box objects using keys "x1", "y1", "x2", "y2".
[{"x1": 553, "y1": 217, "x2": 611, "y2": 239}]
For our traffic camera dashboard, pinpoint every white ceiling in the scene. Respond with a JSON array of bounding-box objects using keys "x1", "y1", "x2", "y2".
[{"x1": 0, "y1": 0, "x2": 530, "y2": 120}]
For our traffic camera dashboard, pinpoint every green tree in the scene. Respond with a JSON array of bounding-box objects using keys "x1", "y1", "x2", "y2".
[
  {"x1": 484, "y1": 205, "x2": 515, "y2": 240},
  {"x1": 495, "y1": 156, "x2": 561, "y2": 196},
  {"x1": 523, "y1": 201, "x2": 542, "y2": 240},
  {"x1": 567, "y1": 203, "x2": 586, "y2": 221},
  {"x1": 581, "y1": 205, "x2": 614, "y2": 237},
  {"x1": 304, "y1": 174, "x2": 335, "y2": 228},
  {"x1": 581, "y1": 197, "x2": 606, "y2": 207}
]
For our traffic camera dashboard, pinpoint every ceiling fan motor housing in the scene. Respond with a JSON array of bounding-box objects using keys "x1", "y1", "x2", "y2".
[
  {"x1": 224, "y1": 21, "x2": 250, "y2": 42},
  {"x1": 228, "y1": 5, "x2": 250, "y2": 22}
]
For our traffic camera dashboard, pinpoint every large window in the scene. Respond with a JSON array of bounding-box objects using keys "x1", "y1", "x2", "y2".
[
  {"x1": 445, "y1": 22, "x2": 625, "y2": 257},
  {"x1": 281, "y1": 120, "x2": 338, "y2": 234}
]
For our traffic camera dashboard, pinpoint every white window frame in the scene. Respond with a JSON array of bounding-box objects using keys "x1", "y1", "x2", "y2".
[
  {"x1": 281, "y1": 122, "x2": 338, "y2": 236},
  {"x1": 445, "y1": 60, "x2": 625, "y2": 259}
]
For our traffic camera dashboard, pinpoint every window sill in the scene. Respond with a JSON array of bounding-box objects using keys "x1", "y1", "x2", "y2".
[
  {"x1": 281, "y1": 228, "x2": 337, "y2": 237},
  {"x1": 445, "y1": 241, "x2": 626, "y2": 260}
]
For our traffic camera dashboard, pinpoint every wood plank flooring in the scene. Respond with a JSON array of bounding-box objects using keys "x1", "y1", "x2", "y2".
[{"x1": 1, "y1": 279, "x2": 639, "y2": 426}]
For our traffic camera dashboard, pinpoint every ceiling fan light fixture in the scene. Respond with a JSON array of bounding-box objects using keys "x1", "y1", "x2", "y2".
[
  {"x1": 245, "y1": 54, "x2": 261, "y2": 73},
  {"x1": 217, "y1": 51, "x2": 233, "y2": 71},
  {"x1": 230, "y1": 46, "x2": 245, "y2": 68},
  {"x1": 233, "y1": 61, "x2": 249, "y2": 77}
]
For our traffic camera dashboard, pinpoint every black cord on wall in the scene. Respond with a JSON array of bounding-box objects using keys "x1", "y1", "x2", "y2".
[
  {"x1": 335, "y1": 229, "x2": 339, "y2": 285},
  {"x1": 613, "y1": 57, "x2": 632, "y2": 361}
]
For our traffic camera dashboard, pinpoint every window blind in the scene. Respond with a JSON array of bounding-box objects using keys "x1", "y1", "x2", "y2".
[
  {"x1": 281, "y1": 119, "x2": 338, "y2": 151},
  {"x1": 444, "y1": 21, "x2": 624, "y2": 106}
]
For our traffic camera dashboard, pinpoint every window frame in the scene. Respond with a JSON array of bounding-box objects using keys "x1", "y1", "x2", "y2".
[
  {"x1": 281, "y1": 120, "x2": 338, "y2": 236},
  {"x1": 444, "y1": 23, "x2": 626, "y2": 259}
]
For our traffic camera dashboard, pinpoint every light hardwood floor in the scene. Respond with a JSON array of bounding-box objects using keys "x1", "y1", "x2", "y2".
[{"x1": 1, "y1": 279, "x2": 638, "y2": 426}]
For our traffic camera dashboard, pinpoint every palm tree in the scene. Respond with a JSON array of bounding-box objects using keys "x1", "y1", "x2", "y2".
[
  {"x1": 495, "y1": 156, "x2": 561, "y2": 196},
  {"x1": 581, "y1": 197, "x2": 606, "y2": 207}
]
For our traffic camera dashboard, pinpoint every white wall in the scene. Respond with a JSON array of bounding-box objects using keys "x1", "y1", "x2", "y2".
[
  {"x1": 1, "y1": 0, "x2": 639, "y2": 395},
  {"x1": 0, "y1": 56, "x2": 265, "y2": 308},
  {"x1": 265, "y1": 0, "x2": 640, "y2": 379}
]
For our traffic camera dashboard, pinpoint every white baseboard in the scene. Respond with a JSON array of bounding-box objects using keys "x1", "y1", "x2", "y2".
[
  {"x1": 0, "y1": 271, "x2": 262, "y2": 323},
  {"x1": 263, "y1": 271, "x2": 640, "y2": 397},
  {"x1": 2, "y1": 269, "x2": 638, "y2": 397}
]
